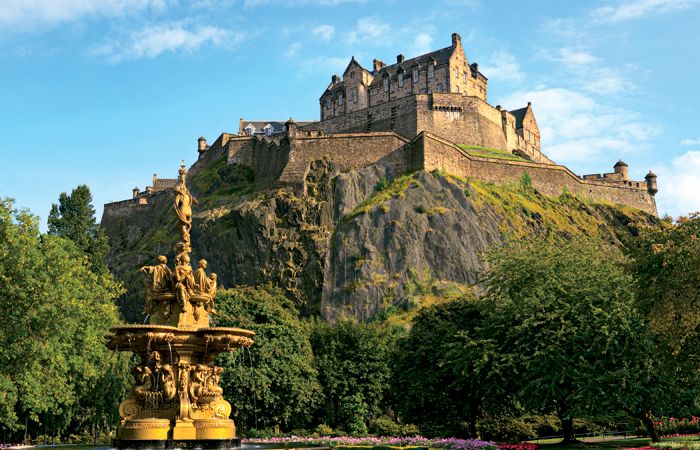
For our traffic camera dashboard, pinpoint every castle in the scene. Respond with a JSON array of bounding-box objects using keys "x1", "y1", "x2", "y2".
[{"x1": 105, "y1": 33, "x2": 659, "y2": 216}]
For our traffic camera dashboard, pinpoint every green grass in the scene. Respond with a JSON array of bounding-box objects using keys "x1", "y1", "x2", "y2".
[
  {"x1": 457, "y1": 144, "x2": 527, "y2": 162},
  {"x1": 341, "y1": 172, "x2": 421, "y2": 222}
]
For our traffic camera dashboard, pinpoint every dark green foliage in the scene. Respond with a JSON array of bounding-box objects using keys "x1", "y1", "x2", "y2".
[
  {"x1": 480, "y1": 238, "x2": 648, "y2": 442},
  {"x1": 392, "y1": 294, "x2": 485, "y2": 437},
  {"x1": 47, "y1": 184, "x2": 109, "y2": 273},
  {"x1": 519, "y1": 172, "x2": 532, "y2": 190},
  {"x1": 311, "y1": 319, "x2": 401, "y2": 433},
  {"x1": 0, "y1": 199, "x2": 129, "y2": 439},
  {"x1": 215, "y1": 285, "x2": 322, "y2": 432}
]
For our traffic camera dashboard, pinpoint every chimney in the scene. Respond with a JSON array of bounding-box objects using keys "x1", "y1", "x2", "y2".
[
  {"x1": 373, "y1": 59, "x2": 386, "y2": 73},
  {"x1": 332, "y1": 74, "x2": 339, "y2": 83},
  {"x1": 452, "y1": 32, "x2": 461, "y2": 47},
  {"x1": 527, "y1": 101, "x2": 532, "y2": 107},
  {"x1": 132, "y1": 187, "x2": 140, "y2": 198},
  {"x1": 397, "y1": 54, "x2": 404, "y2": 64}
]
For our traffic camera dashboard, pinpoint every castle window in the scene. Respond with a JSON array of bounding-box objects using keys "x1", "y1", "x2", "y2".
[
  {"x1": 383, "y1": 78, "x2": 389, "y2": 92},
  {"x1": 428, "y1": 65, "x2": 434, "y2": 79},
  {"x1": 463, "y1": 72, "x2": 467, "y2": 82},
  {"x1": 399, "y1": 73, "x2": 404, "y2": 87},
  {"x1": 350, "y1": 71, "x2": 355, "y2": 79},
  {"x1": 437, "y1": 83, "x2": 443, "y2": 92},
  {"x1": 412, "y1": 68, "x2": 419, "y2": 83},
  {"x1": 338, "y1": 93, "x2": 344, "y2": 105},
  {"x1": 326, "y1": 97, "x2": 331, "y2": 109}
]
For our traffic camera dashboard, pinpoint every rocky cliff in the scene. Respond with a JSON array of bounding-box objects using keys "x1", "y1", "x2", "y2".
[{"x1": 102, "y1": 156, "x2": 656, "y2": 322}]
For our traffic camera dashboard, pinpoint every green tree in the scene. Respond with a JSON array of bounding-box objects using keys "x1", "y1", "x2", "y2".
[
  {"x1": 216, "y1": 285, "x2": 322, "y2": 432},
  {"x1": 0, "y1": 199, "x2": 128, "y2": 441},
  {"x1": 480, "y1": 238, "x2": 647, "y2": 443},
  {"x1": 311, "y1": 319, "x2": 400, "y2": 433},
  {"x1": 48, "y1": 184, "x2": 109, "y2": 273},
  {"x1": 392, "y1": 295, "x2": 487, "y2": 437}
]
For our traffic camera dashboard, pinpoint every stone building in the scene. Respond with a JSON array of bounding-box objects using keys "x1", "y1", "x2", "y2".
[{"x1": 307, "y1": 33, "x2": 544, "y2": 163}]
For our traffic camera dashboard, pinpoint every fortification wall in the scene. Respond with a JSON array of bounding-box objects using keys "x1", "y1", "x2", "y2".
[
  {"x1": 278, "y1": 132, "x2": 415, "y2": 190},
  {"x1": 415, "y1": 132, "x2": 657, "y2": 215},
  {"x1": 227, "y1": 136, "x2": 290, "y2": 185},
  {"x1": 304, "y1": 95, "x2": 418, "y2": 137}
]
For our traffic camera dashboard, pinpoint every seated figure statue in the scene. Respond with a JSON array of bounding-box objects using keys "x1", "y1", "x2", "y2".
[{"x1": 140, "y1": 255, "x2": 172, "y2": 315}]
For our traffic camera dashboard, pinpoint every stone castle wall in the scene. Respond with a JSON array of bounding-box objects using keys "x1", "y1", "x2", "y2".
[
  {"x1": 416, "y1": 132, "x2": 657, "y2": 215},
  {"x1": 304, "y1": 93, "x2": 550, "y2": 164}
]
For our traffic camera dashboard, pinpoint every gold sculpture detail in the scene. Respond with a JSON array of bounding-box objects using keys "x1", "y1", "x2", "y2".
[{"x1": 105, "y1": 162, "x2": 254, "y2": 447}]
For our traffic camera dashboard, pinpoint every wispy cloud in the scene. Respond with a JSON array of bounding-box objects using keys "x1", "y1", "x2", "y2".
[
  {"x1": 592, "y1": 0, "x2": 699, "y2": 23},
  {"x1": 311, "y1": 24, "x2": 335, "y2": 42},
  {"x1": 0, "y1": 0, "x2": 166, "y2": 28},
  {"x1": 500, "y1": 88, "x2": 657, "y2": 165},
  {"x1": 300, "y1": 55, "x2": 350, "y2": 76},
  {"x1": 539, "y1": 47, "x2": 598, "y2": 68},
  {"x1": 285, "y1": 41, "x2": 302, "y2": 58},
  {"x1": 681, "y1": 137, "x2": 700, "y2": 146},
  {"x1": 243, "y1": 0, "x2": 366, "y2": 7},
  {"x1": 656, "y1": 150, "x2": 700, "y2": 217},
  {"x1": 480, "y1": 50, "x2": 524, "y2": 83},
  {"x1": 345, "y1": 16, "x2": 390, "y2": 45},
  {"x1": 92, "y1": 22, "x2": 242, "y2": 62},
  {"x1": 411, "y1": 32, "x2": 434, "y2": 56}
]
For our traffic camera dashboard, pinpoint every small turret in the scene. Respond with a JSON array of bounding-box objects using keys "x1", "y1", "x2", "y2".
[
  {"x1": 645, "y1": 170, "x2": 658, "y2": 196},
  {"x1": 198, "y1": 136, "x2": 208, "y2": 154},
  {"x1": 613, "y1": 160, "x2": 629, "y2": 180},
  {"x1": 132, "y1": 187, "x2": 141, "y2": 198},
  {"x1": 286, "y1": 117, "x2": 297, "y2": 138},
  {"x1": 152, "y1": 173, "x2": 158, "y2": 185}
]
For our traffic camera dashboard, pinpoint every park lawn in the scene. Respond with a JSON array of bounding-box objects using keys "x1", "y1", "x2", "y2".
[{"x1": 532, "y1": 435, "x2": 700, "y2": 449}]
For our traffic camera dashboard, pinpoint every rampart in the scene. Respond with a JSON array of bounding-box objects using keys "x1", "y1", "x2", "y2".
[
  {"x1": 414, "y1": 132, "x2": 657, "y2": 215},
  {"x1": 226, "y1": 128, "x2": 415, "y2": 192}
]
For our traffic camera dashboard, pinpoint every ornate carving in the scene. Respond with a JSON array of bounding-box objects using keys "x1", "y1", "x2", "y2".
[{"x1": 119, "y1": 399, "x2": 143, "y2": 423}]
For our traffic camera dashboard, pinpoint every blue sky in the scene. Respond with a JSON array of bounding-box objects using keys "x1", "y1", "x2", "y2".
[{"x1": 1, "y1": 0, "x2": 699, "y2": 227}]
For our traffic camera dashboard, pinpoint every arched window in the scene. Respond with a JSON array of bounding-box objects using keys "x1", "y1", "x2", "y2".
[
  {"x1": 428, "y1": 64, "x2": 434, "y2": 79},
  {"x1": 413, "y1": 68, "x2": 419, "y2": 83},
  {"x1": 399, "y1": 73, "x2": 404, "y2": 87},
  {"x1": 338, "y1": 93, "x2": 344, "y2": 105}
]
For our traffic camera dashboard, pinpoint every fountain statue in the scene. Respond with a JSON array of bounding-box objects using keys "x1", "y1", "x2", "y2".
[{"x1": 105, "y1": 161, "x2": 254, "y2": 449}]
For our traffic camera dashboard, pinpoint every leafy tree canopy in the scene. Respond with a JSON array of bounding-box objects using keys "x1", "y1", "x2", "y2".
[
  {"x1": 215, "y1": 285, "x2": 323, "y2": 432},
  {"x1": 48, "y1": 184, "x2": 109, "y2": 273},
  {"x1": 0, "y1": 198, "x2": 128, "y2": 436}
]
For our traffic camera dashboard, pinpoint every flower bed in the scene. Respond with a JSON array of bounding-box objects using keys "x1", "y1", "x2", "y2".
[{"x1": 242, "y1": 436, "x2": 498, "y2": 450}]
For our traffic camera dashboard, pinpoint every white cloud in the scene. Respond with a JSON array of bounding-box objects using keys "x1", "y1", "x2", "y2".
[
  {"x1": 583, "y1": 68, "x2": 633, "y2": 94},
  {"x1": 243, "y1": 0, "x2": 366, "y2": 7},
  {"x1": 480, "y1": 50, "x2": 524, "y2": 83},
  {"x1": 300, "y1": 55, "x2": 349, "y2": 75},
  {"x1": 92, "y1": 22, "x2": 242, "y2": 62},
  {"x1": 592, "y1": 0, "x2": 698, "y2": 23},
  {"x1": 681, "y1": 138, "x2": 700, "y2": 146},
  {"x1": 499, "y1": 88, "x2": 656, "y2": 165},
  {"x1": 345, "y1": 17, "x2": 390, "y2": 45},
  {"x1": 311, "y1": 24, "x2": 335, "y2": 42},
  {"x1": 542, "y1": 17, "x2": 581, "y2": 39},
  {"x1": 656, "y1": 151, "x2": 700, "y2": 217},
  {"x1": 411, "y1": 32, "x2": 434, "y2": 56},
  {"x1": 0, "y1": 0, "x2": 166, "y2": 27},
  {"x1": 539, "y1": 47, "x2": 598, "y2": 68},
  {"x1": 285, "y1": 41, "x2": 302, "y2": 58}
]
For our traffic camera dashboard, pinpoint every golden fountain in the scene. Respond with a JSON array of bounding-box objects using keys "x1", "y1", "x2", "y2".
[{"x1": 105, "y1": 162, "x2": 254, "y2": 449}]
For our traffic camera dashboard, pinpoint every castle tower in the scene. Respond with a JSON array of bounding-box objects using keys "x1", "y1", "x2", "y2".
[
  {"x1": 198, "y1": 136, "x2": 208, "y2": 154},
  {"x1": 614, "y1": 160, "x2": 629, "y2": 180},
  {"x1": 132, "y1": 187, "x2": 141, "y2": 198},
  {"x1": 645, "y1": 171, "x2": 658, "y2": 195}
]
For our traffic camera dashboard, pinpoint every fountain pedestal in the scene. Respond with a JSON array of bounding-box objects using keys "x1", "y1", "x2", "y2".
[{"x1": 105, "y1": 162, "x2": 254, "y2": 449}]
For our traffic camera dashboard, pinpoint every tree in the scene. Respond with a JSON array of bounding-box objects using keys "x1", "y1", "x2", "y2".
[
  {"x1": 480, "y1": 238, "x2": 648, "y2": 443},
  {"x1": 0, "y1": 198, "x2": 128, "y2": 441},
  {"x1": 311, "y1": 319, "x2": 400, "y2": 433},
  {"x1": 392, "y1": 295, "x2": 488, "y2": 437},
  {"x1": 48, "y1": 184, "x2": 109, "y2": 273},
  {"x1": 215, "y1": 285, "x2": 322, "y2": 432}
]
